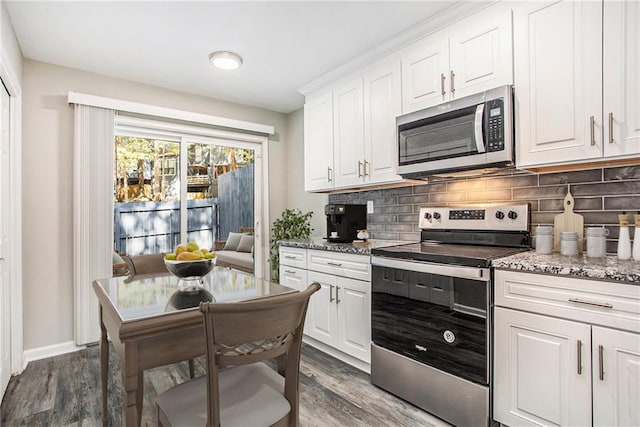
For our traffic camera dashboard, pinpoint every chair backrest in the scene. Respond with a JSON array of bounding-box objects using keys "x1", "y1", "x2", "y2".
[
  {"x1": 122, "y1": 253, "x2": 168, "y2": 277},
  {"x1": 199, "y1": 282, "x2": 320, "y2": 426}
]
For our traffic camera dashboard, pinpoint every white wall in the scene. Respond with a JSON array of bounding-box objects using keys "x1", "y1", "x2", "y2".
[
  {"x1": 22, "y1": 59, "x2": 288, "y2": 350},
  {"x1": 285, "y1": 108, "x2": 327, "y2": 237}
]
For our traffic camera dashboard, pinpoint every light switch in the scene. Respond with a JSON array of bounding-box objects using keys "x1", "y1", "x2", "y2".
[{"x1": 367, "y1": 200, "x2": 374, "y2": 214}]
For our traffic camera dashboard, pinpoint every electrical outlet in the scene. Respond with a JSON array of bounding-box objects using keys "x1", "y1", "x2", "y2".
[{"x1": 367, "y1": 200, "x2": 374, "y2": 214}]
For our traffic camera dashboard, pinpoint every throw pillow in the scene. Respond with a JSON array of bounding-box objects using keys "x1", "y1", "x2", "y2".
[
  {"x1": 223, "y1": 232, "x2": 244, "y2": 251},
  {"x1": 236, "y1": 235, "x2": 254, "y2": 253}
]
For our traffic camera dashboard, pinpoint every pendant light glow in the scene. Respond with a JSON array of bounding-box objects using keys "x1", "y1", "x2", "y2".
[{"x1": 209, "y1": 51, "x2": 243, "y2": 70}]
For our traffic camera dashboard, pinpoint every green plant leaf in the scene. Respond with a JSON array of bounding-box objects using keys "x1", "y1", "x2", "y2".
[{"x1": 270, "y1": 209, "x2": 313, "y2": 282}]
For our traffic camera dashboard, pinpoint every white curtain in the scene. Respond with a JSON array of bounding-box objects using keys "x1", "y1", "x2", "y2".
[{"x1": 73, "y1": 104, "x2": 115, "y2": 345}]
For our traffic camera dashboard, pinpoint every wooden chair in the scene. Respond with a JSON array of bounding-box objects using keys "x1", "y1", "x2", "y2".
[{"x1": 155, "y1": 282, "x2": 320, "y2": 427}]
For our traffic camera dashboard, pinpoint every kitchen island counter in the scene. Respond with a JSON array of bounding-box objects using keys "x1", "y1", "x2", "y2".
[
  {"x1": 278, "y1": 238, "x2": 411, "y2": 255},
  {"x1": 494, "y1": 251, "x2": 640, "y2": 284}
]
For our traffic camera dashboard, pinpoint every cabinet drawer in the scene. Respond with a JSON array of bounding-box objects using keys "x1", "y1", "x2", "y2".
[
  {"x1": 495, "y1": 270, "x2": 640, "y2": 333},
  {"x1": 279, "y1": 266, "x2": 308, "y2": 292},
  {"x1": 279, "y1": 246, "x2": 307, "y2": 268},
  {"x1": 307, "y1": 249, "x2": 371, "y2": 282}
]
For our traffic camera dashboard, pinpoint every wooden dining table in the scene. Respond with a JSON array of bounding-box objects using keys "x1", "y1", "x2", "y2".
[{"x1": 92, "y1": 267, "x2": 295, "y2": 426}]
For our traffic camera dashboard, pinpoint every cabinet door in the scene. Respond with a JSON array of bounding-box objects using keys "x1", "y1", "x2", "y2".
[
  {"x1": 448, "y1": 4, "x2": 513, "y2": 99},
  {"x1": 336, "y1": 277, "x2": 371, "y2": 363},
  {"x1": 401, "y1": 33, "x2": 449, "y2": 113},
  {"x1": 592, "y1": 326, "x2": 640, "y2": 427},
  {"x1": 363, "y1": 61, "x2": 402, "y2": 185},
  {"x1": 333, "y1": 79, "x2": 365, "y2": 189},
  {"x1": 306, "y1": 271, "x2": 338, "y2": 345},
  {"x1": 304, "y1": 92, "x2": 334, "y2": 191},
  {"x1": 603, "y1": 0, "x2": 640, "y2": 158},
  {"x1": 494, "y1": 307, "x2": 592, "y2": 427},
  {"x1": 514, "y1": 1, "x2": 602, "y2": 168}
]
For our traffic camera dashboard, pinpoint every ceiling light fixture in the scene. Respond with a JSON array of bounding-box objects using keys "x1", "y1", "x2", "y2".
[{"x1": 209, "y1": 51, "x2": 243, "y2": 71}]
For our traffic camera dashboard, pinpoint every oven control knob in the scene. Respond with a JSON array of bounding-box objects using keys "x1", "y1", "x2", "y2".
[
  {"x1": 433, "y1": 212, "x2": 441, "y2": 220},
  {"x1": 508, "y1": 210, "x2": 518, "y2": 220},
  {"x1": 495, "y1": 210, "x2": 505, "y2": 220},
  {"x1": 424, "y1": 212, "x2": 432, "y2": 220}
]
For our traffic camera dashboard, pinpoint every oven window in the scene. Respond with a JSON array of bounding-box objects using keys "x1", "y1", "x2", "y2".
[
  {"x1": 371, "y1": 265, "x2": 488, "y2": 385},
  {"x1": 398, "y1": 104, "x2": 482, "y2": 165}
]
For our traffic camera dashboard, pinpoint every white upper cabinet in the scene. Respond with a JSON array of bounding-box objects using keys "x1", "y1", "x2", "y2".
[
  {"x1": 514, "y1": 1, "x2": 603, "y2": 167},
  {"x1": 304, "y1": 91, "x2": 334, "y2": 191},
  {"x1": 333, "y1": 78, "x2": 365, "y2": 188},
  {"x1": 401, "y1": 35, "x2": 450, "y2": 113},
  {"x1": 515, "y1": 0, "x2": 640, "y2": 169},
  {"x1": 401, "y1": 3, "x2": 513, "y2": 114},
  {"x1": 363, "y1": 61, "x2": 402, "y2": 185},
  {"x1": 306, "y1": 61, "x2": 402, "y2": 192},
  {"x1": 448, "y1": 5, "x2": 513, "y2": 100},
  {"x1": 603, "y1": 0, "x2": 640, "y2": 157}
]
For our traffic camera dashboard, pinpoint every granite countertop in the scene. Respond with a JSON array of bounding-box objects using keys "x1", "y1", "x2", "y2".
[
  {"x1": 278, "y1": 238, "x2": 412, "y2": 255},
  {"x1": 493, "y1": 251, "x2": 640, "y2": 284}
]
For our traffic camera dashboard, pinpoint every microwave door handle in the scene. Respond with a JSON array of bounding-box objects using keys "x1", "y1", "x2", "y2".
[{"x1": 474, "y1": 104, "x2": 486, "y2": 153}]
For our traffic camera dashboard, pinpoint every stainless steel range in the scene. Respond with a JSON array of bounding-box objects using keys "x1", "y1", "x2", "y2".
[{"x1": 370, "y1": 204, "x2": 531, "y2": 427}]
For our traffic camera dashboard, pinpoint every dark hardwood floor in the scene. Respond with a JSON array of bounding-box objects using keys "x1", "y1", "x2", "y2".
[{"x1": 0, "y1": 343, "x2": 449, "y2": 426}]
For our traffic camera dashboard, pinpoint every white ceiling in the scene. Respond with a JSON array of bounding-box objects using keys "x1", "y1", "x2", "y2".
[{"x1": 6, "y1": 1, "x2": 471, "y2": 114}]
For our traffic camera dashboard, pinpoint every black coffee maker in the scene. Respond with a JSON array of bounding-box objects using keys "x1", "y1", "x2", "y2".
[{"x1": 325, "y1": 204, "x2": 367, "y2": 243}]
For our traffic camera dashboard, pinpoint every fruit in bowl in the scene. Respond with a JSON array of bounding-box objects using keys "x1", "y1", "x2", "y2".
[{"x1": 164, "y1": 242, "x2": 216, "y2": 287}]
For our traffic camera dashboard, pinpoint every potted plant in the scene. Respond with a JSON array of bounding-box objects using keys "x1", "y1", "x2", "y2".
[{"x1": 270, "y1": 209, "x2": 313, "y2": 282}]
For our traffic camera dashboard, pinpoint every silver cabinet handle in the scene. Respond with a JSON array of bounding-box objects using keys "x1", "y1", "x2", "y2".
[
  {"x1": 327, "y1": 166, "x2": 333, "y2": 182},
  {"x1": 590, "y1": 116, "x2": 596, "y2": 146},
  {"x1": 577, "y1": 340, "x2": 583, "y2": 375},
  {"x1": 608, "y1": 112, "x2": 614, "y2": 144},
  {"x1": 336, "y1": 286, "x2": 341, "y2": 304},
  {"x1": 440, "y1": 73, "x2": 446, "y2": 96},
  {"x1": 598, "y1": 344, "x2": 605, "y2": 381},
  {"x1": 450, "y1": 70, "x2": 455, "y2": 94},
  {"x1": 358, "y1": 160, "x2": 363, "y2": 178},
  {"x1": 329, "y1": 285, "x2": 334, "y2": 303},
  {"x1": 327, "y1": 261, "x2": 343, "y2": 267},
  {"x1": 364, "y1": 160, "x2": 369, "y2": 177},
  {"x1": 568, "y1": 298, "x2": 613, "y2": 309},
  {"x1": 284, "y1": 269, "x2": 297, "y2": 275},
  {"x1": 284, "y1": 255, "x2": 297, "y2": 259}
]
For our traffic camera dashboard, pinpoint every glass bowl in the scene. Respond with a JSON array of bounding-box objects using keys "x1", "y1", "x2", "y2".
[{"x1": 164, "y1": 258, "x2": 215, "y2": 291}]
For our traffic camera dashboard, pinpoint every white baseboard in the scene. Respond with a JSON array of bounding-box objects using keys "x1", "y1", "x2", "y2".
[{"x1": 22, "y1": 341, "x2": 86, "y2": 368}]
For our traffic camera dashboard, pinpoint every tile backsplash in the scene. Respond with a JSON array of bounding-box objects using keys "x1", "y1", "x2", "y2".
[{"x1": 328, "y1": 165, "x2": 640, "y2": 254}]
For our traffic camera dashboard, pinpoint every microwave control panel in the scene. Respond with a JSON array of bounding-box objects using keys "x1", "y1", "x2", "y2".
[{"x1": 487, "y1": 98, "x2": 504, "y2": 152}]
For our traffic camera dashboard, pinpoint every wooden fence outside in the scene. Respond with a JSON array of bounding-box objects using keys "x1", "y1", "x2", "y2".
[{"x1": 114, "y1": 199, "x2": 217, "y2": 256}]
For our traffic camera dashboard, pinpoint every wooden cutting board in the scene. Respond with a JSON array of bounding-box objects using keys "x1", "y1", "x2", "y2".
[{"x1": 553, "y1": 191, "x2": 584, "y2": 253}]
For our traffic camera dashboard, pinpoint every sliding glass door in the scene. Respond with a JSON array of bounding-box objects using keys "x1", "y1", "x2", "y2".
[{"x1": 114, "y1": 133, "x2": 259, "y2": 275}]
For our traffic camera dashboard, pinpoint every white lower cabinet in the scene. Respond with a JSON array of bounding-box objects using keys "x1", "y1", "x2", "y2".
[
  {"x1": 494, "y1": 270, "x2": 640, "y2": 427},
  {"x1": 279, "y1": 247, "x2": 371, "y2": 365},
  {"x1": 306, "y1": 271, "x2": 370, "y2": 362},
  {"x1": 494, "y1": 307, "x2": 592, "y2": 426},
  {"x1": 592, "y1": 326, "x2": 640, "y2": 427}
]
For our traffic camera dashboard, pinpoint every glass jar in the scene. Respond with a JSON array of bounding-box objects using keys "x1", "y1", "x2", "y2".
[
  {"x1": 535, "y1": 226, "x2": 553, "y2": 255},
  {"x1": 560, "y1": 231, "x2": 579, "y2": 256},
  {"x1": 586, "y1": 227, "x2": 608, "y2": 258}
]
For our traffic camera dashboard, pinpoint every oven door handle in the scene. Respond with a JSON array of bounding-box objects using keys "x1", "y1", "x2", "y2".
[
  {"x1": 371, "y1": 256, "x2": 490, "y2": 282},
  {"x1": 474, "y1": 103, "x2": 486, "y2": 154}
]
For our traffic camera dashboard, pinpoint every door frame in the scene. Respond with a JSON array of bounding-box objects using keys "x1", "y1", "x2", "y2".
[{"x1": 0, "y1": 52, "x2": 24, "y2": 379}]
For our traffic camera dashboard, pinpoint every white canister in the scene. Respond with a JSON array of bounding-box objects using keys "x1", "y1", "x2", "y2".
[
  {"x1": 560, "y1": 231, "x2": 579, "y2": 256},
  {"x1": 586, "y1": 227, "x2": 608, "y2": 258},
  {"x1": 535, "y1": 226, "x2": 553, "y2": 254}
]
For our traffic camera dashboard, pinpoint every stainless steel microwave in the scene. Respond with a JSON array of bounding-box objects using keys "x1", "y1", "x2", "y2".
[{"x1": 397, "y1": 85, "x2": 514, "y2": 178}]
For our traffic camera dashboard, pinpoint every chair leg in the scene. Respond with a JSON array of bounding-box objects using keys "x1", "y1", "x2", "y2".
[{"x1": 188, "y1": 359, "x2": 195, "y2": 379}]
